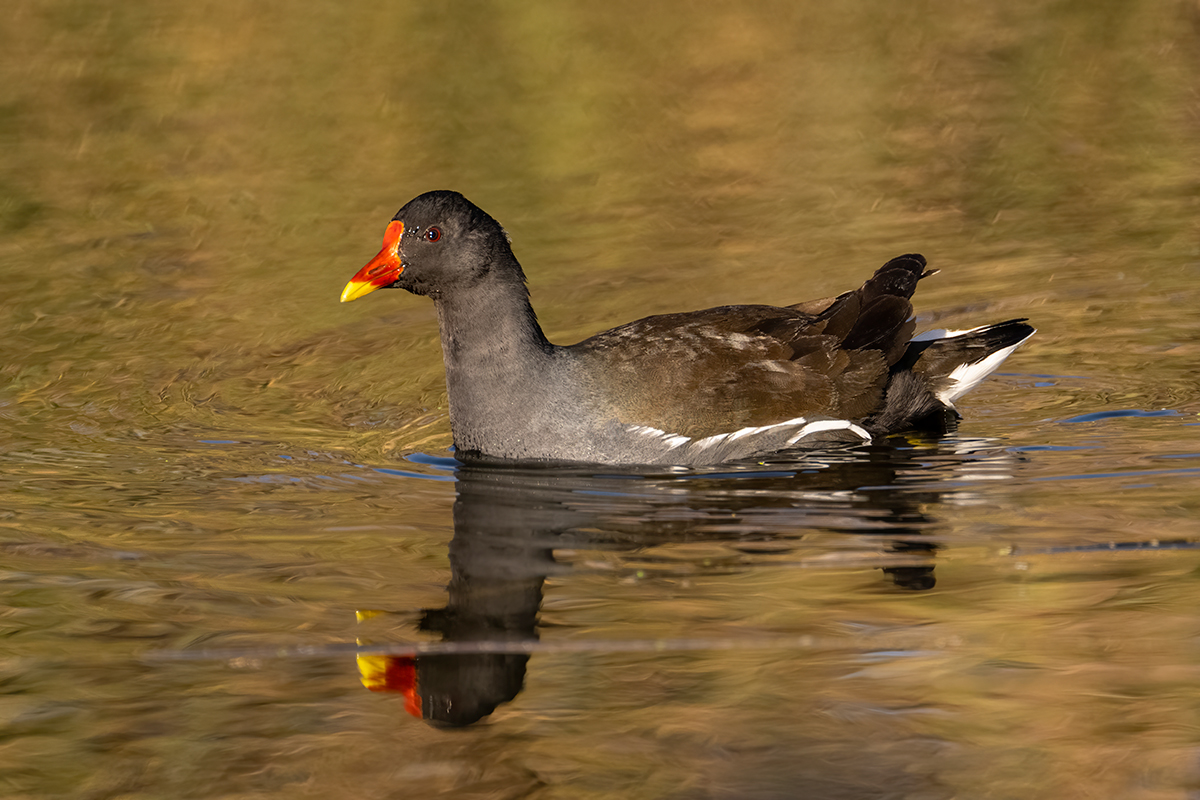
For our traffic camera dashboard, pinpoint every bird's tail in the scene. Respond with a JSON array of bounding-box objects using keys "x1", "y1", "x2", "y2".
[{"x1": 867, "y1": 319, "x2": 1036, "y2": 434}]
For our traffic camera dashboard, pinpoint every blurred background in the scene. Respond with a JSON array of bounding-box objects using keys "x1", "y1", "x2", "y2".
[{"x1": 2, "y1": 1, "x2": 1200, "y2": 797}]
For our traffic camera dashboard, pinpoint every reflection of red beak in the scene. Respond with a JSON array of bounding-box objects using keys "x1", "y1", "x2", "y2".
[
  {"x1": 357, "y1": 653, "x2": 422, "y2": 718},
  {"x1": 341, "y1": 220, "x2": 404, "y2": 303}
]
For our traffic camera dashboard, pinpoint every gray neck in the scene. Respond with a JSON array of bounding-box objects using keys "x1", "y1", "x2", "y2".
[{"x1": 433, "y1": 275, "x2": 559, "y2": 455}]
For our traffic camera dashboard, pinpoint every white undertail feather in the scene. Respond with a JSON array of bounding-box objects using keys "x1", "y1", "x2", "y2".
[
  {"x1": 938, "y1": 340, "x2": 1027, "y2": 404},
  {"x1": 912, "y1": 323, "x2": 1036, "y2": 405},
  {"x1": 911, "y1": 323, "x2": 990, "y2": 342}
]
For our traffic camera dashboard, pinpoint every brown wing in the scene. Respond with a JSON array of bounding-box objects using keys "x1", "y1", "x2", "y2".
[{"x1": 568, "y1": 254, "x2": 931, "y2": 438}]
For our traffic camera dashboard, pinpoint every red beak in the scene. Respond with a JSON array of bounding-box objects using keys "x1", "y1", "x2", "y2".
[{"x1": 341, "y1": 220, "x2": 405, "y2": 302}]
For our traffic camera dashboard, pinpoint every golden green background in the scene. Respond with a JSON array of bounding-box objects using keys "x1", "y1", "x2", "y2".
[{"x1": 2, "y1": 1, "x2": 1200, "y2": 797}]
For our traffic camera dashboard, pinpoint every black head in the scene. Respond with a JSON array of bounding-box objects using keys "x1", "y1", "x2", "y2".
[{"x1": 341, "y1": 191, "x2": 519, "y2": 303}]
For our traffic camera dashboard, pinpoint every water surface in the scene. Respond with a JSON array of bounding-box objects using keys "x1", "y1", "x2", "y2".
[{"x1": 3, "y1": 1, "x2": 1200, "y2": 797}]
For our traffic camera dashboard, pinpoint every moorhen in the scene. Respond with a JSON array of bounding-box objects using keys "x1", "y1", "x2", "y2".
[{"x1": 341, "y1": 191, "x2": 1033, "y2": 464}]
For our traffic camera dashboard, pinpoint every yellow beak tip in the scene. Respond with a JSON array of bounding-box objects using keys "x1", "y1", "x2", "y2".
[{"x1": 340, "y1": 280, "x2": 373, "y2": 303}]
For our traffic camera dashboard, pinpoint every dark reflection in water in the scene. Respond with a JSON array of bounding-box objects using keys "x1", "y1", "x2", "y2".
[{"x1": 362, "y1": 440, "x2": 962, "y2": 726}]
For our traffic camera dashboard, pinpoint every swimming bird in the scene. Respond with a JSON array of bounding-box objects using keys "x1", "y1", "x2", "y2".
[{"x1": 341, "y1": 191, "x2": 1033, "y2": 464}]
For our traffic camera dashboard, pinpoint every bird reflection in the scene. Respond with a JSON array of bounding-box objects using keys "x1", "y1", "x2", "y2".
[{"x1": 359, "y1": 438, "x2": 994, "y2": 726}]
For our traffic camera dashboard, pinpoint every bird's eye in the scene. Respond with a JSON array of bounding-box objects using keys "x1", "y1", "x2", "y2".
[{"x1": 425, "y1": 227, "x2": 442, "y2": 242}]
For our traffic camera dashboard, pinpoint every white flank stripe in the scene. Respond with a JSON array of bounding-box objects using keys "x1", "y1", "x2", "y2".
[
  {"x1": 631, "y1": 415, "x2": 869, "y2": 454},
  {"x1": 785, "y1": 419, "x2": 871, "y2": 445},
  {"x1": 726, "y1": 426, "x2": 762, "y2": 442}
]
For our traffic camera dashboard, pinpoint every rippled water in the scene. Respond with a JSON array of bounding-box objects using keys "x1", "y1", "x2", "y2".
[{"x1": 3, "y1": 1, "x2": 1200, "y2": 797}]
